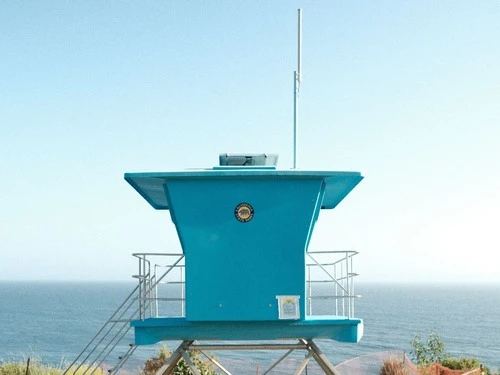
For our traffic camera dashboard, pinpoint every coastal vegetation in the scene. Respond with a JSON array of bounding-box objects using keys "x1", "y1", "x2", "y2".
[
  {"x1": 379, "y1": 356, "x2": 412, "y2": 375},
  {"x1": 0, "y1": 347, "x2": 215, "y2": 375},
  {"x1": 411, "y1": 331, "x2": 447, "y2": 367},
  {"x1": 378, "y1": 331, "x2": 498, "y2": 375},
  {"x1": 0, "y1": 360, "x2": 104, "y2": 375},
  {"x1": 409, "y1": 331, "x2": 493, "y2": 375},
  {"x1": 140, "y1": 345, "x2": 217, "y2": 375},
  {"x1": 2, "y1": 335, "x2": 498, "y2": 375}
]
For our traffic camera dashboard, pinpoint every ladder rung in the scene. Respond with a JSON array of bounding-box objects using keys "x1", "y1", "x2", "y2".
[{"x1": 109, "y1": 319, "x2": 133, "y2": 323}]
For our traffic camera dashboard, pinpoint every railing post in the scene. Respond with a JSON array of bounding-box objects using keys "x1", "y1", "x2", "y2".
[
  {"x1": 147, "y1": 259, "x2": 152, "y2": 318},
  {"x1": 138, "y1": 255, "x2": 143, "y2": 320},
  {"x1": 307, "y1": 263, "x2": 312, "y2": 316},
  {"x1": 154, "y1": 265, "x2": 159, "y2": 318},
  {"x1": 334, "y1": 264, "x2": 338, "y2": 315},
  {"x1": 142, "y1": 255, "x2": 147, "y2": 319},
  {"x1": 181, "y1": 263, "x2": 185, "y2": 317},
  {"x1": 345, "y1": 251, "x2": 350, "y2": 317},
  {"x1": 349, "y1": 253, "x2": 354, "y2": 317}
]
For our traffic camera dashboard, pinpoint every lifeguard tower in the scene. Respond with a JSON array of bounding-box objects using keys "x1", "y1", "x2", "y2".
[
  {"x1": 64, "y1": 11, "x2": 364, "y2": 374},
  {"x1": 123, "y1": 153, "x2": 363, "y2": 374}
]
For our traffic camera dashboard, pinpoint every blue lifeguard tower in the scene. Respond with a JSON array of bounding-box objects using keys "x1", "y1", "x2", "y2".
[
  {"x1": 123, "y1": 153, "x2": 363, "y2": 374},
  {"x1": 61, "y1": 9, "x2": 363, "y2": 375}
]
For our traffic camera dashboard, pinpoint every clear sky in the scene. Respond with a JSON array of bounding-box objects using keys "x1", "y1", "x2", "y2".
[{"x1": 1, "y1": 1, "x2": 499, "y2": 283}]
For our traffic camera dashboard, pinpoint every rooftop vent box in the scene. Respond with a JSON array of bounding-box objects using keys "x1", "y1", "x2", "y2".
[{"x1": 219, "y1": 153, "x2": 279, "y2": 167}]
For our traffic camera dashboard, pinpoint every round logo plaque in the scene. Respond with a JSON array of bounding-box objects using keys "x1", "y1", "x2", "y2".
[{"x1": 234, "y1": 203, "x2": 254, "y2": 222}]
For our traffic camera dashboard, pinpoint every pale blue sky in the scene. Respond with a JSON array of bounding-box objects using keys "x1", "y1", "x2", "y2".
[{"x1": 1, "y1": 1, "x2": 499, "y2": 282}]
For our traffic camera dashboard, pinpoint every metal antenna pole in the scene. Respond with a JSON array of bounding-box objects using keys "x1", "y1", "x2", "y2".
[
  {"x1": 293, "y1": 9, "x2": 302, "y2": 169},
  {"x1": 298, "y1": 8, "x2": 302, "y2": 83}
]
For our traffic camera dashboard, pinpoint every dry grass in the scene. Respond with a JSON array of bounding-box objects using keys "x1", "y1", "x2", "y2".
[
  {"x1": 420, "y1": 363, "x2": 481, "y2": 375},
  {"x1": 380, "y1": 357, "x2": 412, "y2": 375},
  {"x1": 0, "y1": 360, "x2": 105, "y2": 375}
]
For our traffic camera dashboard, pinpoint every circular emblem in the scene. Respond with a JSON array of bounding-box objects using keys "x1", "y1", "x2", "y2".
[{"x1": 234, "y1": 202, "x2": 254, "y2": 222}]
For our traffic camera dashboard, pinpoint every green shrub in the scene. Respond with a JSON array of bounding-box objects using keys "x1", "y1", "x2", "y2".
[
  {"x1": 441, "y1": 357, "x2": 480, "y2": 370},
  {"x1": 410, "y1": 332, "x2": 494, "y2": 374},
  {"x1": 141, "y1": 345, "x2": 217, "y2": 375},
  {"x1": 410, "y1": 331, "x2": 447, "y2": 367}
]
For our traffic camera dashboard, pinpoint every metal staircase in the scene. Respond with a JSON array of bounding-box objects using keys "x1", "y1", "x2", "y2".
[
  {"x1": 61, "y1": 284, "x2": 139, "y2": 375},
  {"x1": 62, "y1": 253, "x2": 185, "y2": 375}
]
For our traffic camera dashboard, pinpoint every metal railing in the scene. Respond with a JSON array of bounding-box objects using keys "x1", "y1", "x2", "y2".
[
  {"x1": 306, "y1": 250, "x2": 360, "y2": 318},
  {"x1": 131, "y1": 250, "x2": 359, "y2": 319},
  {"x1": 132, "y1": 253, "x2": 186, "y2": 319},
  {"x1": 64, "y1": 251, "x2": 359, "y2": 375}
]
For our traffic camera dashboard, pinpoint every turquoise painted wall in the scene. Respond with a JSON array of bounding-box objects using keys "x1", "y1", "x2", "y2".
[{"x1": 165, "y1": 177, "x2": 325, "y2": 321}]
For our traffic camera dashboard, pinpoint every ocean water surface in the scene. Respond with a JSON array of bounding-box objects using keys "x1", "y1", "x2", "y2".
[{"x1": 0, "y1": 281, "x2": 499, "y2": 372}]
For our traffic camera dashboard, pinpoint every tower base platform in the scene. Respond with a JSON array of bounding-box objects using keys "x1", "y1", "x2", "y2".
[
  {"x1": 154, "y1": 339, "x2": 344, "y2": 375},
  {"x1": 131, "y1": 316, "x2": 363, "y2": 345}
]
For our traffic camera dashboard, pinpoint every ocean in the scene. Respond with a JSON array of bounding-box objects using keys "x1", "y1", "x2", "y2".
[{"x1": 0, "y1": 281, "x2": 499, "y2": 373}]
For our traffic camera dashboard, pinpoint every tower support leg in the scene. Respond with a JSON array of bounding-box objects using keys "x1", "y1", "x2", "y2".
[
  {"x1": 155, "y1": 339, "x2": 341, "y2": 375},
  {"x1": 155, "y1": 340, "x2": 194, "y2": 375},
  {"x1": 302, "y1": 339, "x2": 341, "y2": 375}
]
